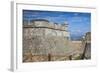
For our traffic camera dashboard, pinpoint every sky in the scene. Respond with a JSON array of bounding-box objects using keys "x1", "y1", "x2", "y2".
[{"x1": 23, "y1": 10, "x2": 91, "y2": 40}]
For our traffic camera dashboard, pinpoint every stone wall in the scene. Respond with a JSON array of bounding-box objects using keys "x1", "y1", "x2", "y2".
[{"x1": 23, "y1": 19, "x2": 72, "y2": 62}]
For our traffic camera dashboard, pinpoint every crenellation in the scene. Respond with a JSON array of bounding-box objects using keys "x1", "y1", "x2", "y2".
[{"x1": 23, "y1": 19, "x2": 69, "y2": 31}]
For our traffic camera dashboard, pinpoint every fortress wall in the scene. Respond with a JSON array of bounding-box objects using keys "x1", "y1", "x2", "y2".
[
  {"x1": 23, "y1": 20, "x2": 71, "y2": 56},
  {"x1": 56, "y1": 30, "x2": 63, "y2": 36},
  {"x1": 63, "y1": 31, "x2": 70, "y2": 39},
  {"x1": 23, "y1": 28, "x2": 34, "y2": 39},
  {"x1": 33, "y1": 21, "x2": 49, "y2": 27}
]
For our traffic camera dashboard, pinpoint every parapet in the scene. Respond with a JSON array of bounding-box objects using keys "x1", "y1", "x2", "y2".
[{"x1": 23, "y1": 19, "x2": 68, "y2": 31}]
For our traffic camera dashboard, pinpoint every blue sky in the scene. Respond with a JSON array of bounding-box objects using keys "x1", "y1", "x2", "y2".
[{"x1": 23, "y1": 10, "x2": 91, "y2": 40}]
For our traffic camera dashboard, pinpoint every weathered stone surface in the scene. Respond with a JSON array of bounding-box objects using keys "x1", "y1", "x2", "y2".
[{"x1": 23, "y1": 19, "x2": 91, "y2": 62}]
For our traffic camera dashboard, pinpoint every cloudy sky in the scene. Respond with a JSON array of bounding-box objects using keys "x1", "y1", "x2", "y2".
[{"x1": 23, "y1": 10, "x2": 91, "y2": 40}]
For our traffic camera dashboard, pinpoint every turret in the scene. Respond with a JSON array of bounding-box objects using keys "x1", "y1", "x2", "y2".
[
  {"x1": 63, "y1": 21, "x2": 68, "y2": 27},
  {"x1": 62, "y1": 21, "x2": 68, "y2": 31}
]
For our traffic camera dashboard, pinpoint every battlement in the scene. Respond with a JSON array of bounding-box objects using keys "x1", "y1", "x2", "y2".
[{"x1": 23, "y1": 19, "x2": 68, "y2": 31}]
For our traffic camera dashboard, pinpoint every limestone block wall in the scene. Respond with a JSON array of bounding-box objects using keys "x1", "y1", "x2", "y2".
[
  {"x1": 23, "y1": 19, "x2": 70, "y2": 56},
  {"x1": 33, "y1": 21, "x2": 49, "y2": 27}
]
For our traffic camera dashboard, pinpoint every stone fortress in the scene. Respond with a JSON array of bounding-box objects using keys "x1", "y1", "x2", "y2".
[
  {"x1": 23, "y1": 19, "x2": 71, "y2": 61},
  {"x1": 23, "y1": 19, "x2": 91, "y2": 62}
]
